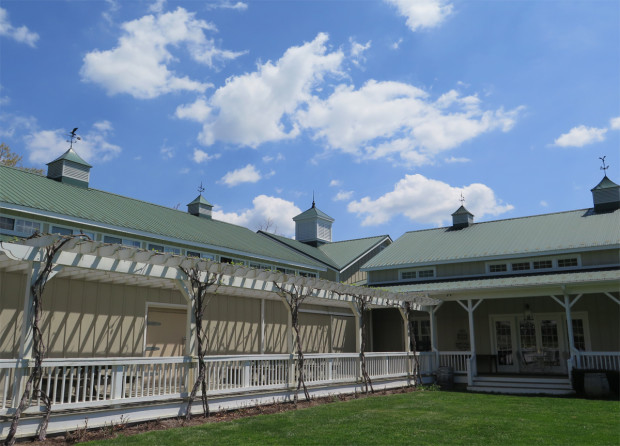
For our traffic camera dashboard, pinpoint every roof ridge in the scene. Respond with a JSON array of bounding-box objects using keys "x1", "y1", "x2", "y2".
[
  {"x1": 324, "y1": 234, "x2": 390, "y2": 245},
  {"x1": 402, "y1": 209, "x2": 591, "y2": 235}
]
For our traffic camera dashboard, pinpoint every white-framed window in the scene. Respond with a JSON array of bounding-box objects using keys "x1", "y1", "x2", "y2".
[
  {"x1": 558, "y1": 257, "x2": 579, "y2": 268},
  {"x1": 220, "y1": 256, "x2": 245, "y2": 265},
  {"x1": 164, "y1": 247, "x2": 181, "y2": 255},
  {"x1": 400, "y1": 267, "x2": 436, "y2": 281},
  {"x1": 0, "y1": 216, "x2": 42, "y2": 236},
  {"x1": 148, "y1": 243, "x2": 164, "y2": 252},
  {"x1": 487, "y1": 255, "x2": 581, "y2": 275},
  {"x1": 51, "y1": 225, "x2": 95, "y2": 240},
  {"x1": 103, "y1": 235, "x2": 142, "y2": 248},
  {"x1": 533, "y1": 259, "x2": 552, "y2": 270}
]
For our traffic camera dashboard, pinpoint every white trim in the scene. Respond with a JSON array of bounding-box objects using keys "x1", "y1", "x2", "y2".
[
  {"x1": 362, "y1": 244, "x2": 620, "y2": 272},
  {"x1": 339, "y1": 236, "x2": 392, "y2": 274},
  {"x1": 299, "y1": 308, "x2": 354, "y2": 318},
  {"x1": 0, "y1": 202, "x2": 326, "y2": 271}
]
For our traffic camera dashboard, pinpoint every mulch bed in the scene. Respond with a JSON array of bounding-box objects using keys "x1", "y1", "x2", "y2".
[{"x1": 27, "y1": 386, "x2": 419, "y2": 444}]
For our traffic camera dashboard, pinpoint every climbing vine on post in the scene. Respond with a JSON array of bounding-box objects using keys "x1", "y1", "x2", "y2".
[
  {"x1": 403, "y1": 302, "x2": 423, "y2": 386},
  {"x1": 4, "y1": 234, "x2": 81, "y2": 446},
  {"x1": 351, "y1": 293, "x2": 374, "y2": 395},
  {"x1": 273, "y1": 282, "x2": 312, "y2": 405},
  {"x1": 179, "y1": 265, "x2": 221, "y2": 420}
]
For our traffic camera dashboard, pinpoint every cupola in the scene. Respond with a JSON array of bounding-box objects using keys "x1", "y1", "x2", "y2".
[
  {"x1": 46, "y1": 148, "x2": 92, "y2": 188},
  {"x1": 591, "y1": 175, "x2": 620, "y2": 213},
  {"x1": 293, "y1": 199, "x2": 334, "y2": 247},
  {"x1": 187, "y1": 194, "x2": 213, "y2": 219},
  {"x1": 451, "y1": 205, "x2": 474, "y2": 229}
]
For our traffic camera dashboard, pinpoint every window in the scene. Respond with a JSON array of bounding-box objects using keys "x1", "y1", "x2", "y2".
[
  {"x1": 148, "y1": 243, "x2": 164, "y2": 252},
  {"x1": 401, "y1": 271, "x2": 416, "y2": 280},
  {"x1": 572, "y1": 319, "x2": 586, "y2": 351},
  {"x1": 104, "y1": 235, "x2": 122, "y2": 244},
  {"x1": 15, "y1": 219, "x2": 41, "y2": 235},
  {"x1": 490, "y1": 264, "x2": 507, "y2": 273},
  {"x1": 0, "y1": 217, "x2": 15, "y2": 231},
  {"x1": 299, "y1": 271, "x2": 317, "y2": 278},
  {"x1": 164, "y1": 247, "x2": 181, "y2": 255},
  {"x1": 276, "y1": 267, "x2": 285, "y2": 273},
  {"x1": 124, "y1": 240, "x2": 141, "y2": 248},
  {"x1": 285, "y1": 269, "x2": 295, "y2": 275},
  {"x1": 187, "y1": 251, "x2": 201, "y2": 258},
  {"x1": 411, "y1": 320, "x2": 431, "y2": 351},
  {"x1": 533, "y1": 260, "x2": 552, "y2": 270},
  {"x1": 249, "y1": 262, "x2": 261, "y2": 269},
  {"x1": 558, "y1": 258, "x2": 578, "y2": 268},
  {"x1": 51, "y1": 226, "x2": 73, "y2": 236},
  {"x1": 512, "y1": 262, "x2": 530, "y2": 271},
  {"x1": 418, "y1": 270, "x2": 434, "y2": 278}
]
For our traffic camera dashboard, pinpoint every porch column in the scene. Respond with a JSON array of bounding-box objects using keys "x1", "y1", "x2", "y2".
[
  {"x1": 398, "y1": 307, "x2": 411, "y2": 352},
  {"x1": 260, "y1": 298, "x2": 266, "y2": 354},
  {"x1": 550, "y1": 291, "x2": 582, "y2": 375},
  {"x1": 428, "y1": 302, "x2": 443, "y2": 370},
  {"x1": 457, "y1": 299, "x2": 483, "y2": 380},
  {"x1": 174, "y1": 279, "x2": 196, "y2": 356}
]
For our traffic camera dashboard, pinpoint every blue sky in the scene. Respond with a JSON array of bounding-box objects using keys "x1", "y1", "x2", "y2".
[{"x1": 1, "y1": 0, "x2": 618, "y2": 241}]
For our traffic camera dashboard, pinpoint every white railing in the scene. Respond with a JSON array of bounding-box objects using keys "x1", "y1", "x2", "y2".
[
  {"x1": 438, "y1": 351, "x2": 471, "y2": 373},
  {"x1": 573, "y1": 352, "x2": 620, "y2": 371},
  {"x1": 0, "y1": 352, "x2": 444, "y2": 416}
]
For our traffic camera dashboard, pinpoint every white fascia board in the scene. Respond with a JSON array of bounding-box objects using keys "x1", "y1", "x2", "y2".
[
  {"x1": 361, "y1": 244, "x2": 620, "y2": 272},
  {"x1": 338, "y1": 236, "x2": 392, "y2": 274},
  {"x1": 0, "y1": 202, "x2": 325, "y2": 272}
]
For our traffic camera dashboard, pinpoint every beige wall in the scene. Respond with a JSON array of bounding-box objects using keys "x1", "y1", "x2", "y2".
[
  {"x1": 203, "y1": 294, "x2": 260, "y2": 355},
  {"x1": 0, "y1": 271, "x2": 26, "y2": 359},
  {"x1": 368, "y1": 269, "x2": 398, "y2": 284},
  {"x1": 437, "y1": 261, "x2": 486, "y2": 278},
  {"x1": 581, "y1": 249, "x2": 620, "y2": 267}
]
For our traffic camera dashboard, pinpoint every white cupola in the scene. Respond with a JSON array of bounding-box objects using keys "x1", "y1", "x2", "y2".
[{"x1": 293, "y1": 199, "x2": 334, "y2": 247}]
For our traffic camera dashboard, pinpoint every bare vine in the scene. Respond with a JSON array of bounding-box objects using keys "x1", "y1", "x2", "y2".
[
  {"x1": 351, "y1": 294, "x2": 374, "y2": 394},
  {"x1": 403, "y1": 302, "x2": 423, "y2": 386},
  {"x1": 4, "y1": 234, "x2": 82, "y2": 446},
  {"x1": 179, "y1": 266, "x2": 221, "y2": 420},
  {"x1": 273, "y1": 282, "x2": 312, "y2": 405}
]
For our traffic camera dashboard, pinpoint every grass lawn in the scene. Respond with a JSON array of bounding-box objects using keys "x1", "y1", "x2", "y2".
[{"x1": 87, "y1": 390, "x2": 620, "y2": 445}]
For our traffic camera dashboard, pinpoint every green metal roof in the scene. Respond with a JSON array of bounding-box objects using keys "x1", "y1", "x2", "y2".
[
  {"x1": 451, "y1": 205, "x2": 473, "y2": 216},
  {"x1": 293, "y1": 204, "x2": 334, "y2": 222},
  {"x1": 187, "y1": 194, "x2": 213, "y2": 207},
  {"x1": 363, "y1": 208, "x2": 620, "y2": 270},
  {"x1": 386, "y1": 269, "x2": 620, "y2": 295},
  {"x1": 591, "y1": 175, "x2": 619, "y2": 191},
  {"x1": 0, "y1": 165, "x2": 324, "y2": 269},
  {"x1": 259, "y1": 232, "x2": 390, "y2": 270},
  {"x1": 47, "y1": 148, "x2": 93, "y2": 168}
]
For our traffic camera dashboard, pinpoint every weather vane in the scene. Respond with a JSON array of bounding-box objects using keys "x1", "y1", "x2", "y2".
[
  {"x1": 459, "y1": 193, "x2": 465, "y2": 205},
  {"x1": 198, "y1": 182, "x2": 205, "y2": 195},
  {"x1": 66, "y1": 127, "x2": 80, "y2": 150},
  {"x1": 599, "y1": 156, "x2": 609, "y2": 176}
]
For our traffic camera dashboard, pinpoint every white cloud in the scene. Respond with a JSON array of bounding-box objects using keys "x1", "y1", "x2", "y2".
[
  {"x1": 207, "y1": 1, "x2": 248, "y2": 10},
  {"x1": 333, "y1": 190, "x2": 354, "y2": 201},
  {"x1": 192, "y1": 148, "x2": 219, "y2": 163},
  {"x1": 177, "y1": 32, "x2": 344, "y2": 147},
  {"x1": 262, "y1": 153, "x2": 284, "y2": 163},
  {"x1": 384, "y1": 0, "x2": 453, "y2": 32},
  {"x1": 391, "y1": 38, "x2": 403, "y2": 50},
  {"x1": 610, "y1": 117, "x2": 620, "y2": 130},
  {"x1": 24, "y1": 122, "x2": 121, "y2": 164},
  {"x1": 149, "y1": 0, "x2": 166, "y2": 14},
  {"x1": 212, "y1": 195, "x2": 300, "y2": 236},
  {"x1": 220, "y1": 164, "x2": 261, "y2": 186},
  {"x1": 445, "y1": 156, "x2": 470, "y2": 163},
  {"x1": 350, "y1": 38, "x2": 371, "y2": 67},
  {"x1": 160, "y1": 143, "x2": 175, "y2": 159},
  {"x1": 348, "y1": 174, "x2": 513, "y2": 226},
  {"x1": 329, "y1": 179, "x2": 342, "y2": 187},
  {"x1": 298, "y1": 81, "x2": 523, "y2": 166},
  {"x1": 0, "y1": 7, "x2": 39, "y2": 47},
  {"x1": 175, "y1": 97, "x2": 213, "y2": 122},
  {"x1": 540, "y1": 200, "x2": 548, "y2": 207},
  {"x1": 102, "y1": 0, "x2": 120, "y2": 24},
  {"x1": 554, "y1": 125, "x2": 607, "y2": 147},
  {"x1": 81, "y1": 7, "x2": 242, "y2": 99}
]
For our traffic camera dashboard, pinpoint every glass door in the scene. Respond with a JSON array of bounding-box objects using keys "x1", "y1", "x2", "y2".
[
  {"x1": 492, "y1": 318, "x2": 518, "y2": 373},
  {"x1": 536, "y1": 317, "x2": 566, "y2": 373}
]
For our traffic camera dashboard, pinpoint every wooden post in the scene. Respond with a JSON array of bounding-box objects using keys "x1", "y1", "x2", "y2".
[
  {"x1": 398, "y1": 307, "x2": 411, "y2": 353},
  {"x1": 260, "y1": 299, "x2": 265, "y2": 355}
]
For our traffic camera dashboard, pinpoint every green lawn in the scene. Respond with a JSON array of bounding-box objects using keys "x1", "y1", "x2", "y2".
[{"x1": 87, "y1": 390, "x2": 620, "y2": 445}]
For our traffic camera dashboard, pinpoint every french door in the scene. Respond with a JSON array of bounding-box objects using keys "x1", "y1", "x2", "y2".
[{"x1": 492, "y1": 318, "x2": 518, "y2": 373}]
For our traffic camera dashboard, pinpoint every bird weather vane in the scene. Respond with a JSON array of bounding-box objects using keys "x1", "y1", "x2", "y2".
[
  {"x1": 459, "y1": 193, "x2": 465, "y2": 205},
  {"x1": 66, "y1": 127, "x2": 80, "y2": 150},
  {"x1": 198, "y1": 182, "x2": 205, "y2": 195},
  {"x1": 599, "y1": 156, "x2": 609, "y2": 175}
]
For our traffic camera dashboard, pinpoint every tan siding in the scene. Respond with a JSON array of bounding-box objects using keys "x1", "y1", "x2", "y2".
[
  {"x1": 264, "y1": 299, "x2": 288, "y2": 354},
  {"x1": 299, "y1": 312, "x2": 330, "y2": 353},
  {"x1": 581, "y1": 249, "x2": 620, "y2": 267},
  {"x1": 331, "y1": 315, "x2": 355, "y2": 353},
  {"x1": 0, "y1": 271, "x2": 26, "y2": 359},
  {"x1": 437, "y1": 261, "x2": 486, "y2": 278},
  {"x1": 368, "y1": 269, "x2": 398, "y2": 284},
  {"x1": 204, "y1": 294, "x2": 260, "y2": 355}
]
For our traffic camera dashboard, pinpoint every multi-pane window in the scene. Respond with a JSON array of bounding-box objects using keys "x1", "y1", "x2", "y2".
[
  {"x1": 418, "y1": 270, "x2": 434, "y2": 278},
  {"x1": 519, "y1": 320, "x2": 536, "y2": 350},
  {"x1": 103, "y1": 235, "x2": 122, "y2": 244},
  {"x1": 401, "y1": 271, "x2": 416, "y2": 280},
  {"x1": 15, "y1": 219, "x2": 40, "y2": 235},
  {"x1": 572, "y1": 319, "x2": 586, "y2": 351},
  {"x1": 411, "y1": 320, "x2": 431, "y2": 351},
  {"x1": 148, "y1": 243, "x2": 164, "y2": 252},
  {"x1": 51, "y1": 226, "x2": 73, "y2": 236},
  {"x1": 0, "y1": 217, "x2": 15, "y2": 230},
  {"x1": 533, "y1": 260, "x2": 552, "y2": 270},
  {"x1": 512, "y1": 262, "x2": 530, "y2": 271},
  {"x1": 558, "y1": 258, "x2": 578, "y2": 268},
  {"x1": 164, "y1": 247, "x2": 181, "y2": 255},
  {"x1": 490, "y1": 264, "x2": 507, "y2": 273},
  {"x1": 187, "y1": 251, "x2": 201, "y2": 258}
]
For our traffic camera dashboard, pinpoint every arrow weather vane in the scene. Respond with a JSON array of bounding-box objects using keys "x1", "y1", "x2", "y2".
[
  {"x1": 198, "y1": 182, "x2": 205, "y2": 195},
  {"x1": 599, "y1": 156, "x2": 609, "y2": 176}
]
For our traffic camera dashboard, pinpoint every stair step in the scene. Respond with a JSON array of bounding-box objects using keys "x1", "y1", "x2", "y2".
[
  {"x1": 472, "y1": 381, "x2": 572, "y2": 390},
  {"x1": 468, "y1": 385, "x2": 574, "y2": 395}
]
